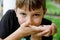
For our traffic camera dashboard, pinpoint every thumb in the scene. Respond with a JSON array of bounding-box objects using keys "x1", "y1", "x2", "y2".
[
  {"x1": 29, "y1": 25, "x2": 43, "y2": 32},
  {"x1": 21, "y1": 22, "x2": 30, "y2": 27}
]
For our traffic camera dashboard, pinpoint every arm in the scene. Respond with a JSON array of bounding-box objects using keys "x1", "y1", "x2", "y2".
[
  {"x1": 6, "y1": 23, "x2": 56, "y2": 40},
  {"x1": 0, "y1": 38, "x2": 2, "y2": 40},
  {"x1": 31, "y1": 23, "x2": 57, "y2": 40},
  {"x1": 31, "y1": 35, "x2": 42, "y2": 40},
  {"x1": 4, "y1": 28, "x2": 23, "y2": 40},
  {"x1": 0, "y1": 28, "x2": 23, "y2": 40},
  {"x1": 0, "y1": 10, "x2": 22, "y2": 40},
  {"x1": 0, "y1": 10, "x2": 12, "y2": 39},
  {"x1": 4, "y1": 22, "x2": 42, "y2": 40}
]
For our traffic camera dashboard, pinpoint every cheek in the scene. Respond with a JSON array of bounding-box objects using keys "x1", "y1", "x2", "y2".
[
  {"x1": 16, "y1": 14, "x2": 26, "y2": 25},
  {"x1": 33, "y1": 17, "x2": 42, "y2": 26},
  {"x1": 18, "y1": 17, "x2": 24, "y2": 25}
]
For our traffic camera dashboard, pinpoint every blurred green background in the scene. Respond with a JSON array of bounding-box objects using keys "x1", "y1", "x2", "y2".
[
  {"x1": 45, "y1": 0, "x2": 60, "y2": 40},
  {"x1": 0, "y1": 0, "x2": 60, "y2": 40}
]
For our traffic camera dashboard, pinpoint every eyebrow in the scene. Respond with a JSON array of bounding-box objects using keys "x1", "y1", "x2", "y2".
[
  {"x1": 19, "y1": 10, "x2": 26, "y2": 13},
  {"x1": 19, "y1": 8, "x2": 42, "y2": 14},
  {"x1": 19, "y1": 12, "x2": 26, "y2": 14}
]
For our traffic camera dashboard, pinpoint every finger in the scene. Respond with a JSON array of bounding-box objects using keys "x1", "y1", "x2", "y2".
[
  {"x1": 29, "y1": 25, "x2": 44, "y2": 32},
  {"x1": 51, "y1": 23, "x2": 57, "y2": 35},
  {"x1": 35, "y1": 29, "x2": 50, "y2": 36},
  {"x1": 0, "y1": 38, "x2": 2, "y2": 40},
  {"x1": 40, "y1": 25, "x2": 50, "y2": 30},
  {"x1": 43, "y1": 33, "x2": 50, "y2": 37},
  {"x1": 43, "y1": 28, "x2": 52, "y2": 37},
  {"x1": 21, "y1": 22, "x2": 30, "y2": 27},
  {"x1": 30, "y1": 25, "x2": 51, "y2": 32},
  {"x1": 43, "y1": 25, "x2": 52, "y2": 37}
]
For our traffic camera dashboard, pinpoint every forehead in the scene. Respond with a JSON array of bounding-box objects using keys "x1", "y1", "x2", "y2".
[
  {"x1": 16, "y1": 0, "x2": 45, "y2": 10},
  {"x1": 17, "y1": 6, "x2": 43, "y2": 13}
]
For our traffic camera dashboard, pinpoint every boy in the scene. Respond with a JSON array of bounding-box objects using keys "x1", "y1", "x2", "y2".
[{"x1": 0, "y1": 0, "x2": 57, "y2": 40}]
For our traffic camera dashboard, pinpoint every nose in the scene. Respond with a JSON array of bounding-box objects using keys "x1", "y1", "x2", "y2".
[{"x1": 26, "y1": 16, "x2": 32, "y2": 25}]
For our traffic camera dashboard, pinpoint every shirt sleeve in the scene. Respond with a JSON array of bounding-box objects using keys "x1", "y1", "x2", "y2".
[
  {"x1": 42, "y1": 18, "x2": 53, "y2": 40},
  {"x1": 0, "y1": 10, "x2": 11, "y2": 39}
]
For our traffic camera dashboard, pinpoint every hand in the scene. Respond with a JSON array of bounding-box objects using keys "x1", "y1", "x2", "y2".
[
  {"x1": 31, "y1": 25, "x2": 51, "y2": 40},
  {"x1": 0, "y1": 38, "x2": 2, "y2": 40},
  {"x1": 51, "y1": 23, "x2": 57, "y2": 35},
  {"x1": 4, "y1": 22, "x2": 43, "y2": 40},
  {"x1": 31, "y1": 25, "x2": 52, "y2": 37},
  {"x1": 19, "y1": 22, "x2": 42, "y2": 37},
  {"x1": 42, "y1": 23, "x2": 57, "y2": 37},
  {"x1": 31, "y1": 24, "x2": 57, "y2": 37}
]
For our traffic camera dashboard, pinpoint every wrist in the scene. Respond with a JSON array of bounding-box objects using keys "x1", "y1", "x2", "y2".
[
  {"x1": 15, "y1": 28, "x2": 25, "y2": 38},
  {"x1": 4, "y1": 28, "x2": 24, "y2": 40},
  {"x1": 31, "y1": 35, "x2": 42, "y2": 40},
  {"x1": 0, "y1": 38, "x2": 3, "y2": 40}
]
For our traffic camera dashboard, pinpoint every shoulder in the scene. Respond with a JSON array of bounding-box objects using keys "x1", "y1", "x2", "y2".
[
  {"x1": 0, "y1": 9, "x2": 19, "y2": 39},
  {"x1": 1, "y1": 9, "x2": 16, "y2": 21},
  {"x1": 41, "y1": 18, "x2": 52, "y2": 25},
  {"x1": 4, "y1": 9, "x2": 16, "y2": 16}
]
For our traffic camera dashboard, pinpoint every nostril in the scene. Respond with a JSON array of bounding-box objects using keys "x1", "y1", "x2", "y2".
[
  {"x1": 25, "y1": 24, "x2": 32, "y2": 27},
  {"x1": 26, "y1": 25, "x2": 29, "y2": 27}
]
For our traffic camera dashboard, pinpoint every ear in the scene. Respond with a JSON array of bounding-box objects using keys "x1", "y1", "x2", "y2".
[
  {"x1": 43, "y1": 8, "x2": 47, "y2": 18},
  {"x1": 14, "y1": 6, "x2": 17, "y2": 12},
  {"x1": 44, "y1": 8, "x2": 47, "y2": 15},
  {"x1": 14, "y1": 6, "x2": 18, "y2": 18}
]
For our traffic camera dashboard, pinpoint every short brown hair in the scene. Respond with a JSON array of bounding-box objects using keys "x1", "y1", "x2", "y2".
[{"x1": 16, "y1": 0, "x2": 46, "y2": 10}]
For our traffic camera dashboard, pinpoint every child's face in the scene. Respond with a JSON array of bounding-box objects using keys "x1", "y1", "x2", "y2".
[{"x1": 16, "y1": 6, "x2": 45, "y2": 26}]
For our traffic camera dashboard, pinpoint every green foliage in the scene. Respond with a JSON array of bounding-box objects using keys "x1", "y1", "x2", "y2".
[
  {"x1": 46, "y1": 1, "x2": 60, "y2": 15},
  {"x1": 44, "y1": 15, "x2": 60, "y2": 40}
]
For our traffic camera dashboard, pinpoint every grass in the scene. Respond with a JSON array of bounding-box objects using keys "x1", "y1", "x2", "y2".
[
  {"x1": 46, "y1": 1, "x2": 60, "y2": 40},
  {"x1": 46, "y1": 1, "x2": 60, "y2": 15},
  {"x1": 44, "y1": 15, "x2": 60, "y2": 40},
  {"x1": 21, "y1": 16, "x2": 60, "y2": 40}
]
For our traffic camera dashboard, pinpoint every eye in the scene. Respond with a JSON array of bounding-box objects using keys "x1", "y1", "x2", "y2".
[
  {"x1": 34, "y1": 13, "x2": 40, "y2": 16},
  {"x1": 20, "y1": 13, "x2": 26, "y2": 16}
]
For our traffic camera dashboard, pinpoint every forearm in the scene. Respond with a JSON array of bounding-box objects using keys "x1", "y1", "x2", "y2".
[
  {"x1": 31, "y1": 36, "x2": 42, "y2": 40},
  {"x1": 0, "y1": 38, "x2": 3, "y2": 40},
  {"x1": 4, "y1": 28, "x2": 23, "y2": 40}
]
